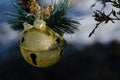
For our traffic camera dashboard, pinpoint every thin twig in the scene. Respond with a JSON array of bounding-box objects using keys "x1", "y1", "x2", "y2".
[
  {"x1": 89, "y1": 9, "x2": 120, "y2": 37},
  {"x1": 89, "y1": 22, "x2": 102, "y2": 37}
]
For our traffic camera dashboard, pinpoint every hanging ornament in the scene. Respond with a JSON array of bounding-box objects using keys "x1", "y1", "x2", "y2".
[
  {"x1": 7, "y1": 0, "x2": 80, "y2": 68},
  {"x1": 19, "y1": 19, "x2": 65, "y2": 67}
]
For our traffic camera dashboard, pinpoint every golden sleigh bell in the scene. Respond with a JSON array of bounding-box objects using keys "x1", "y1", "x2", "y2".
[{"x1": 19, "y1": 19, "x2": 66, "y2": 68}]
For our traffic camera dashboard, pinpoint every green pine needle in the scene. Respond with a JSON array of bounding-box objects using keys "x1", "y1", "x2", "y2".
[
  {"x1": 7, "y1": 0, "x2": 80, "y2": 34},
  {"x1": 7, "y1": 0, "x2": 35, "y2": 30},
  {"x1": 46, "y1": 0, "x2": 79, "y2": 34}
]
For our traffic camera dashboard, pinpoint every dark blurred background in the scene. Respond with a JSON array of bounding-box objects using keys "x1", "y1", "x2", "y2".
[{"x1": 0, "y1": 0, "x2": 120, "y2": 80}]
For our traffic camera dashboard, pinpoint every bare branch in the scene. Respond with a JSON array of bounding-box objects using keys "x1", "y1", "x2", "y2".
[{"x1": 89, "y1": 22, "x2": 102, "y2": 37}]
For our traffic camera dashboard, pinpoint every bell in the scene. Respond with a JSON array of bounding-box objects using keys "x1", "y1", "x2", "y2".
[{"x1": 19, "y1": 19, "x2": 65, "y2": 68}]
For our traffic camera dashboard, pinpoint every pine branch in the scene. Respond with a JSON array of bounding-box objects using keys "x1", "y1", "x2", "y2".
[
  {"x1": 7, "y1": 0, "x2": 80, "y2": 35},
  {"x1": 6, "y1": 0, "x2": 35, "y2": 30},
  {"x1": 45, "y1": 0, "x2": 79, "y2": 35}
]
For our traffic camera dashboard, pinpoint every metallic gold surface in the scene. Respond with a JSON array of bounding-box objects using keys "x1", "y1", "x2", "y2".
[{"x1": 19, "y1": 19, "x2": 65, "y2": 68}]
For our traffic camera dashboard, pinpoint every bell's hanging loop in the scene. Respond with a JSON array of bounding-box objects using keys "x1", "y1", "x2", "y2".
[{"x1": 33, "y1": 18, "x2": 46, "y2": 29}]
